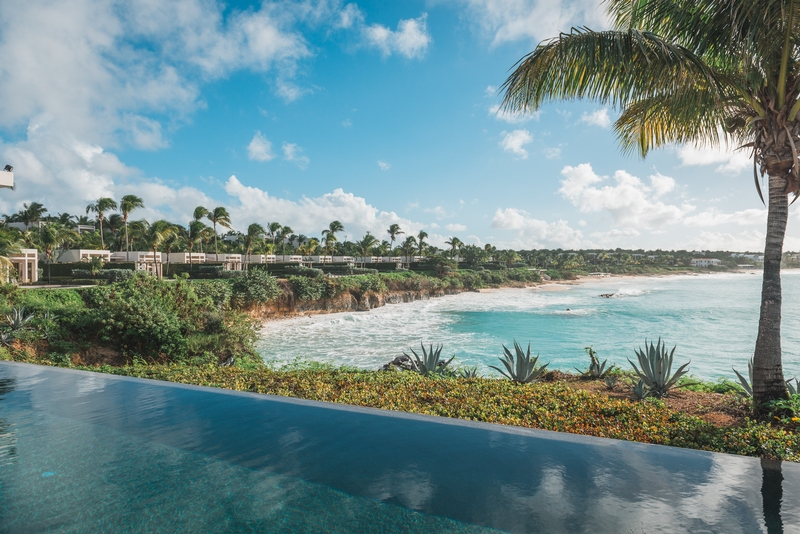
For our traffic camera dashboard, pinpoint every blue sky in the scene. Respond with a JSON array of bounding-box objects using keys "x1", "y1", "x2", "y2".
[{"x1": 0, "y1": 0, "x2": 788, "y2": 251}]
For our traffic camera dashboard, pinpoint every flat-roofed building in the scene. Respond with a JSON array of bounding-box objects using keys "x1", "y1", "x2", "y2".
[
  {"x1": 8, "y1": 248, "x2": 38, "y2": 283},
  {"x1": 690, "y1": 258, "x2": 722, "y2": 268},
  {"x1": 332, "y1": 256, "x2": 354, "y2": 264},
  {"x1": 56, "y1": 249, "x2": 111, "y2": 263},
  {"x1": 110, "y1": 251, "x2": 163, "y2": 276},
  {"x1": 167, "y1": 252, "x2": 206, "y2": 265},
  {"x1": 206, "y1": 253, "x2": 243, "y2": 271}
]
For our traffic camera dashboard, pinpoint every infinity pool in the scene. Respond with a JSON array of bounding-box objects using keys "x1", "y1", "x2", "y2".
[{"x1": 1, "y1": 362, "x2": 798, "y2": 533}]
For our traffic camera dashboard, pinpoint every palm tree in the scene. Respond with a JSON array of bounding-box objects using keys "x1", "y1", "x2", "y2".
[
  {"x1": 186, "y1": 220, "x2": 207, "y2": 270},
  {"x1": 321, "y1": 220, "x2": 344, "y2": 256},
  {"x1": 206, "y1": 207, "x2": 232, "y2": 256},
  {"x1": 141, "y1": 220, "x2": 178, "y2": 279},
  {"x1": 445, "y1": 236, "x2": 463, "y2": 259},
  {"x1": 86, "y1": 198, "x2": 117, "y2": 250},
  {"x1": 279, "y1": 225, "x2": 293, "y2": 257},
  {"x1": 15, "y1": 202, "x2": 47, "y2": 230},
  {"x1": 120, "y1": 195, "x2": 144, "y2": 261},
  {"x1": 356, "y1": 233, "x2": 379, "y2": 267},
  {"x1": 416, "y1": 230, "x2": 428, "y2": 257},
  {"x1": 267, "y1": 222, "x2": 283, "y2": 248},
  {"x1": 387, "y1": 223, "x2": 404, "y2": 251},
  {"x1": 243, "y1": 223, "x2": 266, "y2": 268},
  {"x1": 501, "y1": 0, "x2": 800, "y2": 408},
  {"x1": 0, "y1": 227, "x2": 24, "y2": 281},
  {"x1": 38, "y1": 223, "x2": 79, "y2": 284},
  {"x1": 401, "y1": 236, "x2": 417, "y2": 267}
]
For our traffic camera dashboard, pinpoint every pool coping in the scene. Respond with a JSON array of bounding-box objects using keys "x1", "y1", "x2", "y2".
[{"x1": 0, "y1": 360, "x2": 764, "y2": 464}]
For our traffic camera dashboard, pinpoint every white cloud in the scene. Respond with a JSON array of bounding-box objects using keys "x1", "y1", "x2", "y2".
[
  {"x1": 0, "y1": 0, "x2": 313, "y2": 147},
  {"x1": 558, "y1": 163, "x2": 694, "y2": 229},
  {"x1": 247, "y1": 131, "x2": 275, "y2": 162},
  {"x1": 500, "y1": 129, "x2": 533, "y2": 159},
  {"x1": 543, "y1": 146, "x2": 561, "y2": 159},
  {"x1": 579, "y1": 108, "x2": 611, "y2": 128},
  {"x1": 455, "y1": 0, "x2": 609, "y2": 46},
  {"x1": 485, "y1": 85, "x2": 498, "y2": 96},
  {"x1": 425, "y1": 206, "x2": 453, "y2": 219},
  {"x1": 650, "y1": 172, "x2": 675, "y2": 196},
  {"x1": 446, "y1": 223, "x2": 467, "y2": 232},
  {"x1": 491, "y1": 208, "x2": 586, "y2": 248},
  {"x1": 223, "y1": 176, "x2": 431, "y2": 240},
  {"x1": 282, "y1": 142, "x2": 310, "y2": 169},
  {"x1": 365, "y1": 13, "x2": 431, "y2": 59},
  {"x1": 488, "y1": 104, "x2": 540, "y2": 124},
  {"x1": 377, "y1": 160, "x2": 391, "y2": 170},
  {"x1": 677, "y1": 144, "x2": 750, "y2": 175},
  {"x1": 683, "y1": 208, "x2": 767, "y2": 227},
  {"x1": 341, "y1": 119, "x2": 353, "y2": 128}
]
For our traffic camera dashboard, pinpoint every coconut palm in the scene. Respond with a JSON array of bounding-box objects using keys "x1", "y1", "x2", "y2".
[
  {"x1": 206, "y1": 207, "x2": 232, "y2": 256},
  {"x1": 416, "y1": 230, "x2": 428, "y2": 257},
  {"x1": 86, "y1": 198, "x2": 117, "y2": 250},
  {"x1": 13, "y1": 202, "x2": 47, "y2": 230},
  {"x1": 38, "y1": 223, "x2": 79, "y2": 284},
  {"x1": 242, "y1": 223, "x2": 266, "y2": 267},
  {"x1": 321, "y1": 220, "x2": 344, "y2": 256},
  {"x1": 387, "y1": 223, "x2": 404, "y2": 251},
  {"x1": 267, "y1": 222, "x2": 283, "y2": 248},
  {"x1": 119, "y1": 195, "x2": 144, "y2": 261},
  {"x1": 278, "y1": 225, "x2": 293, "y2": 257},
  {"x1": 0, "y1": 227, "x2": 25, "y2": 281},
  {"x1": 141, "y1": 220, "x2": 178, "y2": 279},
  {"x1": 186, "y1": 220, "x2": 207, "y2": 269},
  {"x1": 356, "y1": 232, "x2": 379, "y2": 267},
  {"x1": 501, "y1": 0, "x2": 800, "y2": 407},
  {"x1": 445, "y1": 236, "x2": 463, "y2": 259},
  {"x1": 401, "y1": 236, "x2": 417, "y2": 266}
]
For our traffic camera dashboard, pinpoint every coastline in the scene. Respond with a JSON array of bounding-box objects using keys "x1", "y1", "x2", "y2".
[{"x1": 257, "y1": 268, "x2": 757, "y2": 324}]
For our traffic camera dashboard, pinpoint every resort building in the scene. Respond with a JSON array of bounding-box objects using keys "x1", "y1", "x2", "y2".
[
  {"x1": 7, "y1": 248, "x2": 38, "y2": 283},
  {"x1": 167, "y1": 252, "x2": 206, "y2": 265},
  {"x1": 56, "y1": 249, "x2": 112, "y2": 263},
  {"x1": 332, "y1": 256, "x2": 355, "y2": 264},
  {"x1": 690, "y1": 258, "x2": 722, "y2": 268},
  {"x1": 110, "y1": 251, "x2": 164, "y2": 276},
  {"x1": 309, "y1": 255, "x2": 333, "y2": 264},
  {"x1": 206, "y1": 254, "x2": 243, "y2": 271},
  {"x1": 245, "y1": 254, "x2": 277, "y2": 264}
]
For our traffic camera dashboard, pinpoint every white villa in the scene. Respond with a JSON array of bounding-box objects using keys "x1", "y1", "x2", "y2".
[
  {"x1": 110, "y1": 251, "x2": 164, "y2": 276},
  {"x1": 206, "y1": 254, "x2": 243, "y2": 271},
  {"x1": 245, "y1": 254, "x2": 277, "y2": 264},
  {"x1": 691, "y1": 258, "x2": 722, "y2": 268},
  {"x1": 57, "y1": 249, "x2": 112, "y2": 263},
  {"x1": 8, "y1": 248, "x2": 38, "y2": 283}
]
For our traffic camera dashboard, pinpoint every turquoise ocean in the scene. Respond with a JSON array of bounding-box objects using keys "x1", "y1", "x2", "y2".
[{"x1": 257, "y1": 270, "x2": 800, "y2": 382}]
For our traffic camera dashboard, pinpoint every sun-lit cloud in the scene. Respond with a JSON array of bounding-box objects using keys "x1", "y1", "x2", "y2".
[
  {"x1": 247, "y1": 131, "x2": 275, "y2": 162},
  {"x1": 491, "y1": 207, "x2": 586, "y2": 248},
  {"x1": 378, "y1": 160, "x2": 391, "y2": 170},
  {"x1": 364, "y1": 13, "x2": 431, "y2": 59},
  {"x1": 488, "y1": 104, "x2": 540, "y2": 124},
  {"x1": 282, "y1": 142, "x2": 309, "y2": 169},
  {"x1": 446, "y1": 223, "x2": 467, "y2": 232},
  {"x1": 677, "y1": 144, "x2": 750, "y2": 174},
  {"x1": 500, "y1": 129, "x2": 533, "y2": 158},
  {"x1": 579, "y1": 108, "x2": 611, "y2": 128}
]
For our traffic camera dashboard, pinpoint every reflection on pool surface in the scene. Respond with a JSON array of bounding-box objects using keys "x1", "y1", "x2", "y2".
[{"x1": 0, "y1": 362, "x2": 798, "y2": 533}]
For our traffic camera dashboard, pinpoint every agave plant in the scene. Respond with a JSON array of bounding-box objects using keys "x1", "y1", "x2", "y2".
[
  {"x1": 628, "y1": 338, "x2": 690, "y2": 398},
  {"x1": 403, "y1": 344, "x2": 454, "y2": 376},
  {"x1": 458, "y1": 366, "x2": 478, "y2": 378},
  {"x1": 5, "y1": 307, "x2": 34, "y2": 332},
  {"x1": 631, "y1": 379, "x2": 650, "y2": 400},
  {"x1": 490, "y1": 341, "x2": 549, "y2": 384},
  {"x1": 575, "y1": 346, "x2": 614, "y2": 379},
  {"x1": 734, "y1": 358, "x2": 798, "y2": 397},
  {"x1": 0, "y1": 332, "x2": 12, "y2": 347},
  {"x1": 733, "y1": 358, "x2": 754, "y2": 398},
  {"x1": 604, "y1": 376, "x2": 618, "y2": 390}
]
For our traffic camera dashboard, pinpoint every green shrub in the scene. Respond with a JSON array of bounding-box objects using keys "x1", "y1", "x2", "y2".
[
  {"x1": 191, "y1": 280, "x2": 233, "y2": 311},
  {"x1": 231, "y1": 269, "x2": 282, "y2": 305},
  {"x1": 289, "y1": 276, "x2": 333, "y2": 300},
  {"x1": 285, "y1": 265, "x2": 324, "y2": 278}
]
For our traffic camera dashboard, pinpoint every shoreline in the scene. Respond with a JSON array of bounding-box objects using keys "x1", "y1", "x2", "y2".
[{"x1": 258, "y1": 268, "x2": 758, "y2": 325}]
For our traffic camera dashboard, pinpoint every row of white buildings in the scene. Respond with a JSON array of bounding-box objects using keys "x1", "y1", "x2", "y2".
[{"x1": 5, "y1": 249, "x2": 426, "y2": 283}]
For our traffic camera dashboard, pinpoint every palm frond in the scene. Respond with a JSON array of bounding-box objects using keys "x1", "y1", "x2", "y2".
[{"x1": 500, "y1": 28, "x2": 724, "y2": 114}]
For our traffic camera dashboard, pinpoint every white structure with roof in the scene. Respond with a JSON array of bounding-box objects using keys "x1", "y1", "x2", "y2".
[
  {"x1": 206, "y1": 253, "x2": 243, "y2": 270},
  {"x1": 309, "y1": 255, "x2": 332, "y2": 264},
  {"x1": 56, "y1": 249, "x2": 111, "y2": 263},
  {"x1": 332, "y1": 256, "x2": 355, "y2": 264},
  {"x1": 110, "y1": 251, "x2": 163, "y2": 276},
  {"x1": 7, "y1": 249, "x2": 38, "y2": 283},
  {"x1": 167, "y1": 252, "x2": 206, "y2": 264},
  {"x1": 0, "y1": 167, "x2": 13, "y2": 189},
  {"x1": 245, "y1": 254, "x2": 277, "y2": 264},
  {"x1": 691, "y1": 258, "x2": 722, "y2": 268}
]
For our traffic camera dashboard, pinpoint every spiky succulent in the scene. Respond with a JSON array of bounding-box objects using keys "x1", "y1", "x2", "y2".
[
  {"x1": 733, "y1": 358, "x2": 754, "y2": 398},
  {"x1": 403, "y1": 344, "x2": 454, "y2": 376},
  {"x1": 458, "y1": 366, "x2": 479, "y2": 378},
  {"x1": 576, "y1": 345, "x2": 614, "y2": 378},
  {"x1": 604, "y1": 376, "x2": 618, "y2": 390},
  {"x1": 5, "y1": 307, "x2": 34, "y2": 332},
  {"x1": 631, "y1": 379, "x2": 650, "y2": 400},
  {"x1": 490, "y1": 341, "x2": 549, "y2": 384},
  {"x1": 628, "y1": 338, "x2": 690, "y2": 398}
]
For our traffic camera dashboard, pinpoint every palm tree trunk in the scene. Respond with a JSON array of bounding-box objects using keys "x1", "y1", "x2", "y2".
[
  {"x1": 125, "y1": 220, "x2": 129, "y2": 261},
  {"x1": 213, "y1": 222, "x2": 218, "y2": 256},
  {"x1": 753, "y1": 172, "x2": 790, "y2": 410},
  {"x1": 99, "y1": 216, "x2": 105, "y2": 250}
]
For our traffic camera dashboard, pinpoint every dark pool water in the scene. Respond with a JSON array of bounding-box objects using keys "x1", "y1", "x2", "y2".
[{"x1": 0, "y1": 362, "x2": 798, "y2": 533}]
